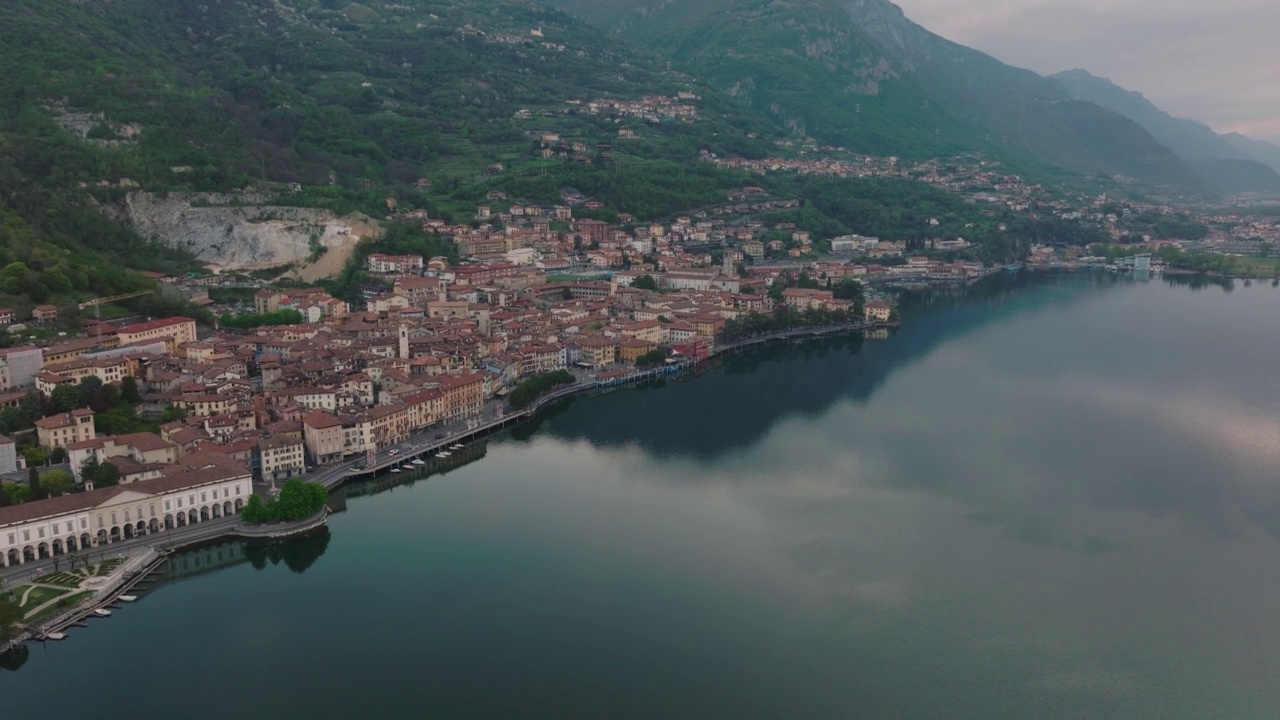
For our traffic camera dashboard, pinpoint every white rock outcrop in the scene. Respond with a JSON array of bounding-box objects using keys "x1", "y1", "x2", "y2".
[{"x1": 124, "y1": 192, "x2": 368, "y2": 269}]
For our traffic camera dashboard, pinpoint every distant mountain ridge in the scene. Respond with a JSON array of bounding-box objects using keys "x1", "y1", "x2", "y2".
[
  {"x1": 1051, "y1": 69, "x2": 1280, "y2": 193},
  {"x1": 548, "y1": 0, "x2": 1202, "y2": 190}
]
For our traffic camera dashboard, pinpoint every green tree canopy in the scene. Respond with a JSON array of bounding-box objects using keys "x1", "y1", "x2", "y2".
[
  {"x1": 81, "y1": 458, "x2": 121, "y2": 488},
  {"x1": 40, "y1": 469, "x2": 75, "y2": 498},
  {"x1": 50, "y1": 384, "x2": 81, "y2": 412},
  {"x1": 631, "y1": 274, "x2": 658, "y2": 291}
]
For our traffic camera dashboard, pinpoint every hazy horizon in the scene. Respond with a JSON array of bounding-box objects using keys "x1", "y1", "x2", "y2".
[{"x1": 893, "y1": 0, "x2": 1280, "y2": 145}]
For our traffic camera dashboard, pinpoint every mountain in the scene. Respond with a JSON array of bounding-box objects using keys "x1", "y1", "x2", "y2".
[
  {"x1": 547, "y1": 0, "x2": 1201, "y2": 189},
  {"x1": 0, "y1": 0, "x2": 782, "y2": 309},
  {"x1": 1222, "y1": 133, "x2": 1280, "y2": 176},
  {"x1": 1051, "y1": 69, "x2": 1280, "y2": 194}
]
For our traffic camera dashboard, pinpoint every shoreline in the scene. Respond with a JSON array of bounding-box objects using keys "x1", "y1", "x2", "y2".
[
  {"x1": 0, "y1": 509, "x2": 329, "y2": 654},
  {"x1": 1, "y1": 316, "x2": 903, "y2": 656}
]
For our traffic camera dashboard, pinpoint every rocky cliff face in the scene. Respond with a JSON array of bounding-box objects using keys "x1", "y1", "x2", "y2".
[{"x1": 122, "y1": 193, "x2": 372, "y2": 270}]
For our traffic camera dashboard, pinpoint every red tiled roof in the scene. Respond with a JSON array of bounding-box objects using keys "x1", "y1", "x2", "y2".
[{"x1": 0, "y1": 452, "x2": 248, "y2": 527}]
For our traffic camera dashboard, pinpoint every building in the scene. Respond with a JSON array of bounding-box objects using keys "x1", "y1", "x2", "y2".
[
  {"x1": 303, "y1": 411, "x2": 344, "y2": 465},
  {"x1": 32, "y1": 305, "x2": 58, "y2": 325},
  {"x1": 115, "y1": 317, "x2": 198, "y2": 353},
  {"x1": 0, "y1": 452, "x2": 253, "y2": 566},
  {"x1": 0, "y1": 346, "x2": 45, "y2": 389},
  {"x1": 35, "y1": 408, "x2": 96, "y2": 449},
  {"x1": 431, "y1": 373, "x2": 485, "y2": 421},
  {"x1": 865, "y1": 301, "x2": 891, "y2": 321},
  {"x1": 781, "y1": 288, "x2": 835, "y2": 311},
  {"x1": 258, "y1": 435, "x2": 306, "y2": 483},
  {"x1": 65, "y1": 432, "x2": 179, "y2": 482},
  {"x1": 618, "y1": 338, "x2": 657, "y2": 364},
  {"x1": 0, "y1": 437, "x2": 14, "y2": 474},
  {"x1": 368, "y1": 253, "x2": 424, "y2": 275},
  {"x1": 576, "y1": 336, "x2": 619, "y2": 368}
]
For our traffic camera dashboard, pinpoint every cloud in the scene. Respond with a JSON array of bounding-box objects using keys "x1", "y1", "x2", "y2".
[{"x1": 893, "y1": 0, "x2": 1280, "y2": 139}]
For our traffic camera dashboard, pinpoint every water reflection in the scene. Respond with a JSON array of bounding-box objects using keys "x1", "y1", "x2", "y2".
[
  {"x1": 7, "y1": 274, "x2": 1280, "y2": 719},
  {"x1": 536, "y1": 272, "x2": 1115, "y2": 461},
  {"x1": 244, "y1": 527, "x2": 332, "y2": 574},
  {"x1": 499, "y1": 274, "x2": 1280, "y2": 717}
]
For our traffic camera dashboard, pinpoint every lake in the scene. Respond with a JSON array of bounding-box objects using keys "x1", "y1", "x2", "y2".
[{"x1": 4, "y1": 272, "x2": 1280, "y2": 719}]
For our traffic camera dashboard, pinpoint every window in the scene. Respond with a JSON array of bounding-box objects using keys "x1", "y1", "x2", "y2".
[
  {"x1": 177, "y1": 497, "x2": 182, "y2": 508},
  {"x1": 235, "y1": 485, "x2": 241, "y2": 496},
  {"x1": 6, "y1": 533, "x2": 13, "y2": 545},
  {"x1": 37, "y1": 528, "x2": 44, "y2": 539},
  {"x1": 66, "y1": 522, "x2": 73, "y2": 533},
  {"x1": 165, "y1": 500, "x2": 171, "y2": 511},
  {"x1": 201, "y1": 493, "x2": 206, "y2": 503},
  {"x1": 23, "y1": 531, "x2": 30, "y2": 542},
  {"x1": 80, "y1": 518, "x2": 87, "y2": 529}
]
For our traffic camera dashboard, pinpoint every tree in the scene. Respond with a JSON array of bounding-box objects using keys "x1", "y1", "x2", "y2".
[
  {"x1": 40, "y1": 469, "x2": 75, "y2": 498},
  {"x1": 49, "y1": 447, "x2": 67, "y2": 464},
  {"x1": 242, "y1": 494, "x2": 274, "y2": 524},
  {"x1": 19, "y1": 391, "x2": 43, "y2": 423},
  {"x1": 81, "y1": 458, "x2": 121, "y2": 488},
  {"x1": 631, "y1": 274, "x2": 658, "y2": 291},
  {"x1": 2, "y1": 483, "x2": 28, "y2": 506},
  {"x1": 635, "y1": 349, "x2": 668, "y2": 368},
  {"x1": 0, "y1": 600, "x2": 23, "y2": 642},
  {"x1": 40, "y1": 267, "x2": 72, "y2": 295},
  {"x1": 99, "y1": 383, "x2": 122, "y2": 412},
  {"x1": 0, "y1": 406, "x2": 24, "y2": 433},
  {"x1": 20, "y1": 445, "x2": 47, "y2": 468},
  {"x1": 27, "y1": 466, "x2": 42, "y2": 501},
  {"x1": 78, "y1": 376, "x2": 104, "y2": 408},
  {"x1": 50, "y1": 384, "x2": 81, "y2": 413},
  {"x1": 508, "y1": 370, "x2": 575, "y2": 410},
  {"x1": 121, "y1": 376, "x2": 141, "y2": 405},
  {"x1": 241, "y1": 480, "x2": 327, "y2": 524}
]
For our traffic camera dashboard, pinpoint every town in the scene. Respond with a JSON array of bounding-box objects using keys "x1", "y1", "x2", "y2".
[
  {"x1": 2, "y1": 140, "x2": 1276, "y2": 644},
  {"x1": 0, "y1": 183, "x2": 927, "y2": 591}
]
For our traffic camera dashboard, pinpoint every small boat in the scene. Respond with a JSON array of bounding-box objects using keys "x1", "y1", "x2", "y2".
[
  {"x1": 390, "y1": 467, "x2": 401, "y2": 474},
  {"x1": 118, "y1": 595, "x2": 137, "y2": 603},
  {"x1": 401, "y1": 464, "x2": 414, "y2": 471},
  {"x1": 92, "y1": 608, "x2": 112, "y2": 618},
  {"x1": 449, "y1": 444, "x2": 464, "y2": 451},
  {"x1": 437, "y1": 451, "x2": 451, "y2": 458},
  {"x1": 45, "y1": 632, "x2": 67, "y2": 641},
  {"x1": 412, "y1": 458, "x2": 425, "y2": 466}
]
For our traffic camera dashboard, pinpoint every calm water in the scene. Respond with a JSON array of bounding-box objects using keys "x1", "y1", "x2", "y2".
[{"x1": 5, "y1": 273, "x2": 1280, "y2": 718}]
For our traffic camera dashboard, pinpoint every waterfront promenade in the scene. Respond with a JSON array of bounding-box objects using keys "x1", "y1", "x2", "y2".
[
  {"x1": 310, "y1": 318, "x2": 886, "y2": 483},
  {"x1": 1, "y1": 318, "x2": 887, "y2": 652}
]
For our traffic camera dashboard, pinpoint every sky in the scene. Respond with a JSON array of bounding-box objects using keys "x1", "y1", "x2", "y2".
[{"x1": 893, "y1": 0, "x2": 1280, "y2": 143}]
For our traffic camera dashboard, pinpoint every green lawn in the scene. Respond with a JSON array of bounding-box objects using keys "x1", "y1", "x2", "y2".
[
  {"x1": 93, "y1": 560, "x2": 123, "y2": 576},
  {"x1": 25, "y1": 590, "x2": 92, "y2": 624},
  {"x1": 18, "y1": 585, "x2": 67, "y2": 612},
  {"x1": 36, "y1": 572, "x2": 85, "y2": 588}
]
